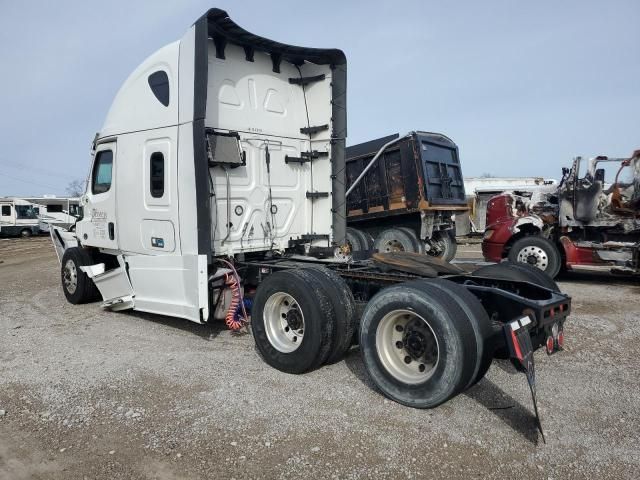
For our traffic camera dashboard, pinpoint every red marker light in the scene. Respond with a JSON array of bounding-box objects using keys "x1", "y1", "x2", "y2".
[
  {"x1": 557, "y1": 330, "x2": 564, "y2": 348},
  {"x1": 546, "y1": 336, "x2": 554, "y2": 354}
]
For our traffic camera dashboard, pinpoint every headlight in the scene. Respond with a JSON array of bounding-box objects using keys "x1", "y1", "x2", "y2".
[{"x1": 483, "y1": 229, "x2": 494, "y2": 240}]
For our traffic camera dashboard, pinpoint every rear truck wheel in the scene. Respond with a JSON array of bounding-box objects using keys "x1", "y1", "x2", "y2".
[
  {"x1": 425, "y1": 230, "x2": 457, "y2": 262},
  {"x1": 20, "y1": 228, "x2": 32, "y2": 238},
  {"x1": 252, "y1": 269, "x2": 335, "y2": 374},
  {"x1": 346, "y1": 227, "x2": 365, "y2": 252},
  {"x1": 473, "y1": 261, "x2": 560, "y2": 292},
  {"x1": 396, "y1": 227, "x2": 425, "y2": 254},
  {"x1": 373, "y1": 228, "x2": 420, "y2": 253},
  {"x1": 507, "y1": 235, "x2": 561, "y2": 279},
  {"x1": 417, "y1": 279, "x2": 494, "y2": 387},
  {"x1": 302, "y1": 266, "x2": 357, "y2": 363},
  {"x1": 61, "y1": 247, "x2": 100, "y2": 304},
  {"x1": 359, "y1": 280, "x2": 482, "y2": 408}
]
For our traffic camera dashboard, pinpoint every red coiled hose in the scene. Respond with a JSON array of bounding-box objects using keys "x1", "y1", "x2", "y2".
[{"x1": 224, "y1": 272, "x2": 245, "y2": 331}]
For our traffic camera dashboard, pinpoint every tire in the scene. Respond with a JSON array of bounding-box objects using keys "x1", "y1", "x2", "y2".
[
  {"x1": 396, "y1": 227, "x2": 425, "y2": 254},
  {"x1": 252, "y1": 269, "x2": 335, "y2": 374},
  {"x1": 374, "y1": 228, "x2": 420, "y2": 253},
  {"x1": 416, "y1": 279, "x2": 494, "y2": 388},
  {"x1": 61, "y1": 247, "x2": 100, "y2": 304},
  {"x1": 346, "y1": 227, "x2": 364, "y2": 252},
  {"x1": 20, "y1": 228, "x2": 32, "y2": 238},
  {"x1": 425, "y1": 230, "x2": 457, "y2": 262},
  {"x1": 302, "y1": 266, "x2": 357, "y2": 364},
  {"x1": 359, "y1": 281, "x2": 478, "y2": 408},
  {"x1": 507, "y1": 235, "x2": 562, "y2": 278},
  {"x1": 473, "y1": 262, "x2": 560, "y2": 292}
]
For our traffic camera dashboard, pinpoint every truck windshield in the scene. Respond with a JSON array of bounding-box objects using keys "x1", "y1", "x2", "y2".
[{"x1": 15, "y1": 205, "x2": 38, "y2": 219}]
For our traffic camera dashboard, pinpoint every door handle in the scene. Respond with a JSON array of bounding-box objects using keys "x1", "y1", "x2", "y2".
[{"x1": 108, "y1": 222, "x2": 115, "y2": 240}]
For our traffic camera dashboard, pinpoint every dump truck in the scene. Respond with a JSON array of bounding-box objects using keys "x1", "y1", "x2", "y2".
[
  {"x1": 50, "y1": 9, "x2": 571, "y2": 413},
  {"x1": 345, "y1": 132, "x2": 467, "y2": 261},
  {"x1": 483, "y1": 151, "x2": 640, "y2": 278}
]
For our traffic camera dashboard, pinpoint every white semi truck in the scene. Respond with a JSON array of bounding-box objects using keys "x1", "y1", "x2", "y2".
[{"x1": 51, "y1": 9, "x2": 571, "y2": 410}]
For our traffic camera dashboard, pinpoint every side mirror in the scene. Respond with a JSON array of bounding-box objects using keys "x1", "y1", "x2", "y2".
[{"x1": 594, "y1": 168, "x2": 605, "y2": 183}]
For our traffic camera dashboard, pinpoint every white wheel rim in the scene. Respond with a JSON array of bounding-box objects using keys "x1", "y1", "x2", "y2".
[
  {"x1": 263, "y1": 292, "x2": 305, "y2": 353},
  {"x1": 375, "y1": 309, "x2": 439, "y2": 384},
  {"x1": 63, "y1": 259, "x2": 78, "y2": 294},
  {"x1": 516, "y1": 246, "x2": 549, "y2": 270},
  {"x1": 380, "y1": 238, "x2": 405, "y2": 253}
]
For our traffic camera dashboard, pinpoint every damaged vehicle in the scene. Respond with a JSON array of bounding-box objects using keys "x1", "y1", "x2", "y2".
[{"x1": 483, "y1": 150, "x2": 640, "y2": 278}]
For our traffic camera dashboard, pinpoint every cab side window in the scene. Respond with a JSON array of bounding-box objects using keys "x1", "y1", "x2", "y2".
[
  {"x1": 92, "y1": 150, "x2": 113, "y2": 194},
  {"x1": 1, "y1": 205, "x2": 11, "y2": 216}
]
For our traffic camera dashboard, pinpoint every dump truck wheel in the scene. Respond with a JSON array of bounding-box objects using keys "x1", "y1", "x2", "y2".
[
  {"x1": 374, "y1": 228, "x2": 420, "y2": 253},
  {"x1": 252, "y1": 269, "x2": 335, "y2": 374},
  {"x1": 61, "y1": 247, "x2": 100, "y2": 304},
  {"x1": 346, "y1": 227, "x2": 365, "y2": 252},
  {"x1": 425, "y1": 230, "x2": 457, "y2": 262},
  {"x1": 359, "y1": 282, "x2": 478, "y2": 408},
  {"x1": 20, "y1": 228, "x2": 32, "y2": 238},
  {"x1": 302, "y1": 266, "x2": 357, "y2": 364},
  {"x1": 396, "y1": 227, "x2": 425, "y2": 254},
  {"x1": 414, "y1": 279, "x2": 494, "y2": 388},
  {"x1": 507, "y1": 236, "x2": 561, "y2": 278},
  {"x1": 473, "y1": 262, "x2": 560, "y2": 292}
]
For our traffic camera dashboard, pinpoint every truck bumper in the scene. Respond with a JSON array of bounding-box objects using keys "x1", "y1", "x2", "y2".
[{"x1": 481, "y1": 240, "x2": 505, "y2": 263}]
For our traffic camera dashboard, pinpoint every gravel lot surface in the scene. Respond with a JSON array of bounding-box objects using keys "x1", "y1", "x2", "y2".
[{"x1": 1, "y1": 237, "x2": 639, "y2": 479}]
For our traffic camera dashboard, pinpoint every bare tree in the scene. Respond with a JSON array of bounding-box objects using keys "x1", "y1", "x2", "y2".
[{"x1": 66, "y1": 179, "x2": 85, "y2": 197}]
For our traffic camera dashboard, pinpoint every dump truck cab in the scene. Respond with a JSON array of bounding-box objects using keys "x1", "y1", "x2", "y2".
[{"x1": 345, "y1": 132, "x2": 468, "y2": 261}]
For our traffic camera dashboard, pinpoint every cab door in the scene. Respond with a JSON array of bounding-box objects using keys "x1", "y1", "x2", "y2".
[{"x1": 79, "y1": 141, "x2": 119, "y2": 250}]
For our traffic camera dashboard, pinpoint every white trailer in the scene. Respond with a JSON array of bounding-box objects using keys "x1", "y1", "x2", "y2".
[
  {"x1": 25, "y1": 197, "x2": 81, "y2": 232},
  {"x1": 51, "y1": 9, "x2": 571, "y2": 411},
  {"x1": 0, "y1": 198, "x2": 40, "y2": 237}
]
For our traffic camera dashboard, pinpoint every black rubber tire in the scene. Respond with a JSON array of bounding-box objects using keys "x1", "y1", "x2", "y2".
[
  {"x1": 359, "y1": 281, "x2": 478, "y2": 408},
  {"x1": 302, "y1": 266, "x2": 357, "y2": 364},
  {"x1": 507, "y1": 235, "x2": 562, "y2": 279},
  {"x1": 252, "y1": 269, "x2": 335, "y2": 374},
  {"x1": 358, "y1": 230, "x2": 375, "y2": 250},
  {"x1": 374, "y1": 228, "x2": 420, "y2": 253},
  {"x1": 20, "y1": 228, "x2": 32, "y2": 238},
  {"x1": 346, "y1": 227, "x2": 365, "y2": 252},
  {"x1": 473, "y1": 262, "x2": 560, "y2": 292},
  {"x1": 61, "y1": 247, "x2": 100, "y2": 304},
  {"x1": 415, "y1": 278, "x2": 494, "y2": 388},
  {"x1": 426, "y1": 230, "x2": 457, "y2": 262},
  {"x1": 396, "y1": 227, "x2": 425, "y2": 254}
]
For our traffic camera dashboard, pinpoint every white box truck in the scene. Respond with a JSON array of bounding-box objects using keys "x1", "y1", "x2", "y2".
[{"x1": 51, "y1": 9, "x2": 571, "y2": 411}]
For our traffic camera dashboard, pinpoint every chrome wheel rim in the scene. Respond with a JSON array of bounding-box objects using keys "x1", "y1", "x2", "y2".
[
  {"x1": 516, "y1": 246, "x2": 548, "y2": 270},
  {"x1": 263, "y1": 292, "x2": 304, "y2": 353},
  {"x1": 375, "y1": 309, "x2": 439, "y2": 384},
  {"x1": 63, "y1": 259, "x2": 78, "y2": 294}
]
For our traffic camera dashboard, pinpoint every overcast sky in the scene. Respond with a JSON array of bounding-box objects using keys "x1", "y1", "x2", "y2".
[{"x1": 0, "y1": 0, "x2": 638, "y2": 196}]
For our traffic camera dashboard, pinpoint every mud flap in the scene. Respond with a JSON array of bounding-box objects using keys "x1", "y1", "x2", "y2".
[{"x1": 505, "y1": 316, "x2": 546, "y2": 443}]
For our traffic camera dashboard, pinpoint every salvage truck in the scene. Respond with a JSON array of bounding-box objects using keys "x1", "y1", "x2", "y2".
[
  {"x1": 345, "y1": 132, "x2": 467, "y2": 262},
  {"x1": 483, "y1": 151, "x2": 640, "y2": 278},
  {"x1": 51, "y1": 9, "x2": 571, "y2": 412}
]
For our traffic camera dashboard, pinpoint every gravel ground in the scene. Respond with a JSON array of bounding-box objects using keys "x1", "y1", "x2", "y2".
[{"x1": 1, "y1": 237, "x2": 639, "y2": 479}]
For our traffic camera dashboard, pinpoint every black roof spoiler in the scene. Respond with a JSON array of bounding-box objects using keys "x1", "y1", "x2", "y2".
[{"x1": 195, "y1": 9, "x2": 346, "y2": 68}]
